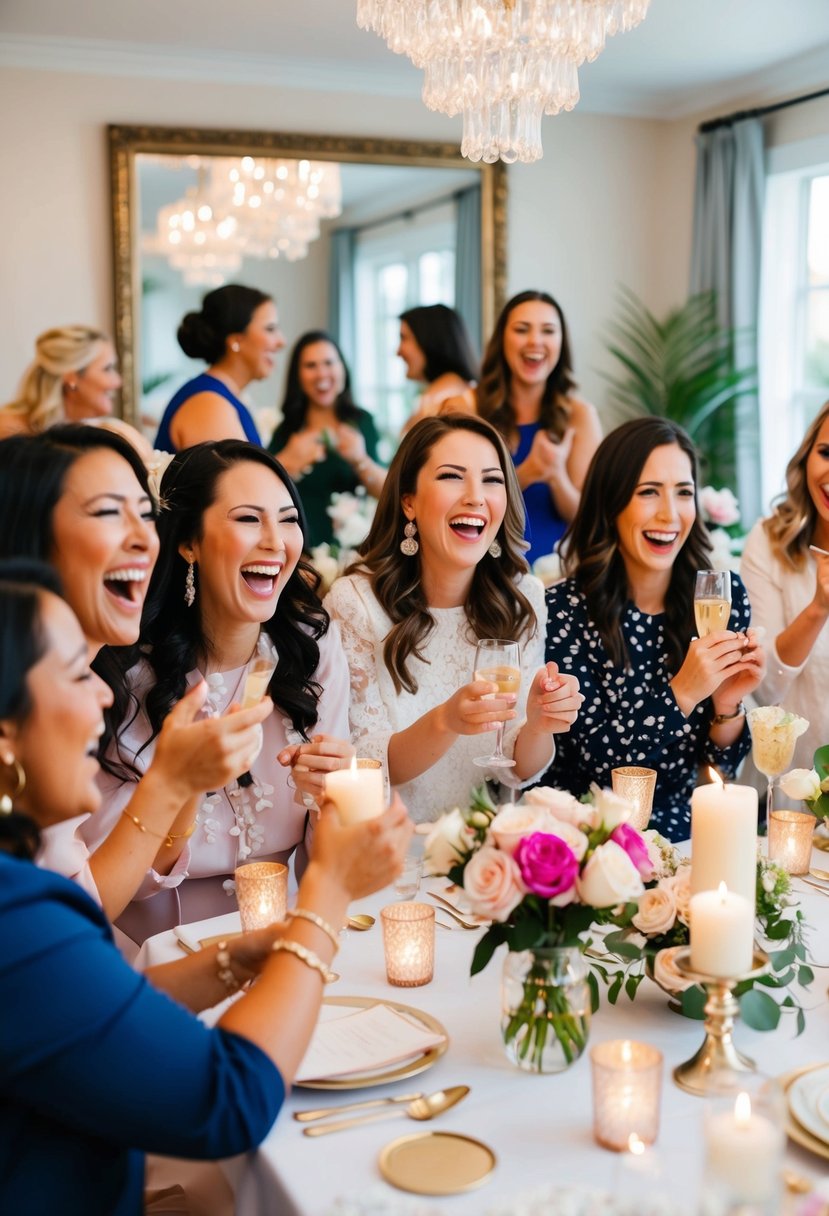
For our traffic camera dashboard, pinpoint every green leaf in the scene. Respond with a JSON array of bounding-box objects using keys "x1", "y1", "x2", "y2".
[
  {"x1": 607, "y1": 973, "x2": 624, "y2": 1005},
  {"x1": 764, "y1": 919, "x2": 791, "y2": 940},
  {"x1": 770, "y1": 947, "x2": 796, "y2": 969},
  {"x1": 739, "y1": 989, "x2": 781, "y2": 1032},
  {"x1": 625, "y1": 974, "x2": 641, "y2": 1002},
  {"x1": 797, "y1": 965, "x2": 815, "y2": 987},
  {"x1": 587, "y1": 969, "x2": 600, "y2": 1015},
  {"x1": 796, "y1": 1007, "x2": 806, "y2": 1036},
  {"x1": 469, "y1": 927, "x2": 505, "y2": 976},
  {"x1": 679, "y1": 986, "x2": 707, "y2": 1019}
]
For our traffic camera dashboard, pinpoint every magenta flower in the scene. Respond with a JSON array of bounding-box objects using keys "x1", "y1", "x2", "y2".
[
  {"x1": 515, "y1": 832, "x2": 579, "y2": 905},
  {"x1": 611, "y1": 823, "x2": 654, "y2": 880}
]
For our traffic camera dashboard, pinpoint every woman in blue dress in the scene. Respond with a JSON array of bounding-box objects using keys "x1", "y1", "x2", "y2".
[
  {"x1": 540, "y1": 417, "x2": 766, "y2": 839},
  {"x1": 477, "y1": 291, "x2": 601, "y2": 564},
  {"x1": 155, "y1": 284, "x2": 284, "y2": 451}
]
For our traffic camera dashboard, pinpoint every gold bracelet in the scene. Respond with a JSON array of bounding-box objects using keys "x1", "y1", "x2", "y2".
[
  {"x1": 166, "y1": 822, "x2": 197, "y2": 845},
  {"x1": 121, "y1": 810, "x2": 196, "y2": 849},
  {"x1": 216, "y1": 940, "x2": 241, "y2": 994},
  {"x1": 271, "y1": 939, "x2": 337, "y2": 983},
  {"x1": 285, "y1": 908, "x2": 340, "y2": 952}
]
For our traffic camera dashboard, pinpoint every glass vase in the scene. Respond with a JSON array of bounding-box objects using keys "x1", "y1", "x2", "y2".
[{"x1": 500, "y1": 946, "x2": 591, "y2": 1073}]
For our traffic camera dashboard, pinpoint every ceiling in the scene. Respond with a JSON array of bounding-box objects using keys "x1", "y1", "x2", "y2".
[{"x1": 2, "y1": 0, "x2": 829, "y2": 120}]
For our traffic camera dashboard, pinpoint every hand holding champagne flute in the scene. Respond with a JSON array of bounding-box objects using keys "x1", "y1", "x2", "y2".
[
  {"x1": 473, "y1": 638, "x2": 520, "y2": 769},
  {"x1": 694, "y1": 569, "x2": 731, "y2": 638}
]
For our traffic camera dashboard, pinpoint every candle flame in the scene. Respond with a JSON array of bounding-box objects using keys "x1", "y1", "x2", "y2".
[
  {"x1": 707, "y1": 767, "x2": 724, "y2": 788},
  {"x1": 627, "y1": 1133, "x2": 645, "y2": 1156},
  {"x1": 735, "y1": 1091, "x2": 752, "y2": 1125},
  {"x1": 717, "y1": 881, "x2": 728, "y2": 901}
]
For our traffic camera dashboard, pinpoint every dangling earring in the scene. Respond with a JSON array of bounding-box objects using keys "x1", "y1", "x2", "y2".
[
  {"x1": 400, "y1": 520, "x2": 419, "y2": 557},
  {"x1": 184, "y1": 561, "x2": 196, "y2": 608},
  {"x1": 0, "y1": 752, "x2": 26, "y2": 814},
  {"x1": 488, "y1": 538, "x2": 502, "y2": 559}
]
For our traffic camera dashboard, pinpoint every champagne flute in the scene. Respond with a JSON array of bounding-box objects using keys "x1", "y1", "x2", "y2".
[
  {"x1": 694, "y1": 569, "x2": 731, "y2": 637},
  {"x1": 472, "y1": 639, "x2": 520, "y2": 769}
]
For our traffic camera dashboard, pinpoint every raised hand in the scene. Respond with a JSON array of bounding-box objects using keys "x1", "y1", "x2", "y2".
[
  {"x1": 310, "y1": 793, "x2": 414, "y2": 900},
  {"x1": 524, "y1": 427, "x2": 575, "y2": 487},
  {"x1": 277, "y1": 733, "x2": 355, "y2": 804},
  {"x1": 436, "y1": 678, "x2": 518, "y2": 738},
  {"x1": 670, "y1": 629, "x2": 762, "y2": 717},
  {"x1": 524, "y1": 661, "x2": 584, "y2": 735}
]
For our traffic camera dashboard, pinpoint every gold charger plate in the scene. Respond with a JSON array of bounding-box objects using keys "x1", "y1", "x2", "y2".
[
  {"x1": 379, "y1": 1130, "x2": 496, "y2": 1195},
  {"x1": 295, "y1": 996, "x2": 448, "y2": 1091},
  {"x1": 780, "y1": 1063, "x2": 829, "y2": 1162}
]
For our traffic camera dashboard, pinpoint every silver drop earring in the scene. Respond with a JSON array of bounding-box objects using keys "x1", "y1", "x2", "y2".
[
  {"x1": 488, "y1": 538, "x2": 502, "y2": 559},
  {"x1": 400, "y1": 520, "x2": 419, "y2": 557},
  {"x1": 184, "y1": 561, "x2": 196, "y2": 607}
]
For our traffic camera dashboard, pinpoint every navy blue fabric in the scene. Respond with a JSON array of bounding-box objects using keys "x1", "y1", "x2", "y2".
[
  {"x1": 513, "y1": 421, "x2": 565, "y2": 564},
  {"x1": 155, "y1": 373, "x2": 262, "y2": 452}
]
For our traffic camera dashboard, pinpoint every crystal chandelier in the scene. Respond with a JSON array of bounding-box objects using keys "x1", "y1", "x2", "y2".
[
  {"x1": 357, "y1": 0, "x2": 650, "y2": 164},
  {"x1": 155, "y1": 182, "x2": 244, "y2": 288}
]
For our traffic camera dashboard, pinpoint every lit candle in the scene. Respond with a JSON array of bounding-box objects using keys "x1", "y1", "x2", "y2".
[
  {"x1": 325, "y1": 755, "x2": 385, "y2": 824},
  {"x1": 689, "y1": 882, "x2": 754, "y2": 977},
  {"x1": 234, "y1": 861, "x2": 288, "y2": 931},
  {"x1": 768, "y1": 809, "x2": 815, "y2": 875},
  {"x1": 691, "y1": 770, "x2": 757, "y2": 904},
  {"x1": 704, "y1": 1091, "x2": 783, "y2": 1205},
  {"x1": 381, "y1": 902, "x2": 435, "y2": 987},
  {"x1": 590, "y1": 1039, "x2": 663, "y2": 1151}
]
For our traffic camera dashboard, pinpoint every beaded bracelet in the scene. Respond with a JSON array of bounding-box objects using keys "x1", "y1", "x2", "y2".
[
  {"x1": 121, "y1": 810, "x2": 196, "y2": 849},
  {"x1": 271, "y1": 939, "x2": 337, "y2": 984},
  {"x1": 216, "y1": 940, "x2": 241, "y2": 994},
  {"x1": 285, "y1": 907, "x2": 340, "y2": 952}
]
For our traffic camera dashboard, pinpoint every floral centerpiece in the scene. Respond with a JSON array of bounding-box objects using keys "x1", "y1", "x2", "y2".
[
  {"x1": 779, "y1": 745, "x2": 829, "y2": 821},
  {"x1": 699, "y1": 484, "x2": 743, "y2": 569},
  {"x1": 423, "y1": 785, "x2": 656, "y2": 1073},
  {"x1": 308, "y1": 488, "x2": 378, "y2": 595}
]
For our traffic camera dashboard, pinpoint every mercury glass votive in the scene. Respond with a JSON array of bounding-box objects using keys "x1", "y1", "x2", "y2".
[
  {"x1": 768, "y1": 809, "x2": 815, "y2": 875},
  {"x1": 381, "y1": 902, "x2": 435, "y2": 987},
  {"x1": 611, "y1": 767, "x2": 657, "y2": 832},
  {"x1": 234, "y1": 861, "x2": 288, "y2": 931},
  {"x1": 590, "y1": 1039, "x2": 663, "y2": 1151}
]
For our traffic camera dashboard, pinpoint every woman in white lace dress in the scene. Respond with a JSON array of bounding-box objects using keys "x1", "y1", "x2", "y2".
[
  {"x1": 325, "y1": 414, "x2": 584, "y2": 822},
  {"x1": 87, "y1": 441, "x2": 352, "y2": 943}
]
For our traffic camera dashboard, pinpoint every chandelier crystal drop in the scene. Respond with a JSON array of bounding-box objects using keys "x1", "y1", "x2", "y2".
[{"x1": 357, "y1": 0, "x2": 650, "y2": 164}]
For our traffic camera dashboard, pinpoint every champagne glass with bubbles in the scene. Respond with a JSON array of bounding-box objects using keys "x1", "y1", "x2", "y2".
[
  {"x1": 694, "y1": 569, "x2": 731, "y2": 637},
  {"x1": 473, "y1": 639, "x2": 520, "y2": 769}
]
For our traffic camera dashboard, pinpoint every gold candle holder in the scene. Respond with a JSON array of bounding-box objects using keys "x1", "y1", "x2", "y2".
[
  {"x1": 381, "y1": 902, "x2": 435, "y2": 987},
  {"x1": 672, "y1": 947, "x2": 769, "y2": 1096},
  {"x1": 768, "y1": 809, "x2": 815, "y2": 875},
  {"x1": 590, "y1": 1039, "x2": 663, "y2": 1151},
  {"x1": 235, "y1": 861, "x2": 288, "y2": 931},
  {"x1": 611, "y1": 767, "x2": 657, "y2": 832}
]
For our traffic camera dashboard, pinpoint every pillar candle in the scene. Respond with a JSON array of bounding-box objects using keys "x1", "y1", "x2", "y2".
[
  {"x1": 689, "y1": 883, "x2": 754, "y2": 977},
  {"x1": 325, "y1": 756, "x2": 385, "y2": 823},
  {"x1": 690, "y1": 778, "x2": 757, "y2": 904},
  {"x1": 704, "y1": 1091, "x2": 782, "y2": 1205}
]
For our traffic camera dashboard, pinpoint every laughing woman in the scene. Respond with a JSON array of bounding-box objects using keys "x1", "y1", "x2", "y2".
[
  {"x1": 88, "y1": 440, "x2": 353, "y2": 942},
  {"x1": 540, "y1": 417, "x2": 766, "y2": 839},
  {"x1": 324, "y1": 414, "x2": 584, "y2": 822}
]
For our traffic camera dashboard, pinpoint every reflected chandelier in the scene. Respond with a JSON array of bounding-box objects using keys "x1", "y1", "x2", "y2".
[{"x1": 357, "y1": 0, "x2": 650, "y2": 164}]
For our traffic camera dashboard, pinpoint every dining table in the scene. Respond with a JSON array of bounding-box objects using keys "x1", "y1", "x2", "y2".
[{"x1": 137, "y1": 844, "x2": 829, "y2": 1216}]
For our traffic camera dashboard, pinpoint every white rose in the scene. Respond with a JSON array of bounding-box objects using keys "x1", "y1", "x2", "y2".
[
  {"x1": 779, "y1": 768, "x2": 821, "y2": 802},
  {"x1": 590, "y1": 785, "x2": 633, "y2": 831},
  {"x1": 308, "y1": 544, "x2": 340, "y2": 596},
  {"x1": 631, "y1": 883, "x2": 677, "y2": 936},
  {"x1": 531, "y1": 552, "x2": 563, "y2": 588},
  {"x1": 652, "y1": 946, "x2": 695, "y2": 995},
  {"x1": 489, "y1": 804, "x2": 552, "y2": 855},
  {"x1": 576, "y1": 840, "x2": 645, "y2": 908},
  {"x1": 423, "y1": 808, "x2": 475, "y2": 876},
  {"x1": 522, "y1": 786, "x2": 591, "y2": 828},
  {"x1": 668, "y1": 867, "x2": 692, "y2": 926}
]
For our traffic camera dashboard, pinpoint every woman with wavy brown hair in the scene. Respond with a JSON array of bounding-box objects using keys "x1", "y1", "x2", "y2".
[
  {"x1": 741, "y1": 401, "x2": 829, "y2": 776},
  {"x1": 324, "y1": 413, "x2": 583, "y2": 821},
  {"x1": 541, "y1": 417, "x2": 765, "y2": 839}
]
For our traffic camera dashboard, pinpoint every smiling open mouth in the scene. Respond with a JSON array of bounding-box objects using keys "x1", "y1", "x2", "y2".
[
  {"x1": 241, "y1": 562, "x2": 283, "y2": 596},
  {"x1": 449, "y1": 515, "x2": 486, "y2": 540},
  {"x1": 642, "y1": 531, "x2": 678, "y2": 549},
  {"x1": 103, "y1": 568, "x2": 147, "y2": 605}
]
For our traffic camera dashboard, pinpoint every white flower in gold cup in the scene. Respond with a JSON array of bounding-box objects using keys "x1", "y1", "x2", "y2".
[{"x1": 747, "y1": 706, "x2": 809, "y2": 821}]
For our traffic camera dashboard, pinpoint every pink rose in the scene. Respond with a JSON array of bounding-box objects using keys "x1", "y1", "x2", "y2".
[
  {"x1": 699, "y1": 485, "x2": 740, "y2": 528},
  {"x1": 611, "y1": 823, "x2": 655, "y2": 880},
  {"x1": 462, "y1": 846, "x2": 525, "y2": 921},
  {"x1": 514, "y1": 832, "x2": 579, "y2": 907},
  {"x1": 668, "y1": 868, "x2": 692, "y2": 926},
  {"x1": 631, "y1": 884, "x2": 677, "y2": 936}
]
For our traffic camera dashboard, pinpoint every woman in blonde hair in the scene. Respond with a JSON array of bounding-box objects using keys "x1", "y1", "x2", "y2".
[{"x1": 741, "y1": 401, "x2": 829, "y2": 772}]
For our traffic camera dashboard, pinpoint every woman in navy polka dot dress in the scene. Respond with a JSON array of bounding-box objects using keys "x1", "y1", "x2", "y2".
[{"x1": 540, "y1": 418, "x2": 766, "y2": 840}]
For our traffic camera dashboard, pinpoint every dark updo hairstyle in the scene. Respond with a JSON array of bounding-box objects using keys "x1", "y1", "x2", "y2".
[
  {"x1": 108, "y1": 441, "x2": 329, "y2": 779},
  {"x1": 561, "y1": 416, "x2": 712, "y2": 672},
  {"x1": 399, "y1": 305, "x2": 479, "y2": 385},
  {"x1": 278, "y1": 330, "x2": 361, "y2": 436},
  {"x1": 477, "y1": 290, "x2": 576, "y2": 443},
  {"x1": 0, "y1": 560, "x2": 66, "y2": 860},
  {"x1": 177, "y1": 284, "x2": 272, "y2": 365}
]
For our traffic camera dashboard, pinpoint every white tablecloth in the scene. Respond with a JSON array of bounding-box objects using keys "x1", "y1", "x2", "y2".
[{"x1": 138, "y1": 851, "x2": 829, "y2": 1216}]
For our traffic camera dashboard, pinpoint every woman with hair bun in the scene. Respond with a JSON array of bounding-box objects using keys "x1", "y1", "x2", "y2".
[
  {"x1": 155, "y1": 284, "x2": 285, "y2": 452},
  {"x1": 397, "y1": 303, "x2": 478, "y2": 433}
]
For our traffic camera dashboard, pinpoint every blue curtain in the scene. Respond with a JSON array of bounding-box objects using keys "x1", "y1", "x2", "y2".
[
  {"x1": 328, "y1": 227, "x2": 357, "y2": 367},
  {"x1": 454, "y1": 186, "x2": 482, "y2": 353}
]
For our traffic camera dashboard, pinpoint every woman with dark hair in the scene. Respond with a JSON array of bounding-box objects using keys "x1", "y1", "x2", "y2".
[
  {"x1": 477, "y1": 290, "x2": 602, "y2": 564},
  {"x1": 325, "y1": 414, "x2": 583, "y2": 821},
  {"x1": 541, "y1": 417, "x2": 765, "y2": 839},
  {"x1": 155, "y1": 284, "x2": 285, "y2": 452},
  {"x1": 269, "y1": 330, "x2": 385, "y2": 546},
  {"x1": 397, "y1": 304, "x2": 479, "y2": 432},
  {"x1": 0, "y1": 426, "x2": 273, "y2": 930},
  {"x1": 741, "y1": 400, "x2": 829, "y2": 776},
  {"x1": 0, "y1": 568, "x2": 412, "y2": 1216},
  {"x1": 87, "y1": 440, "x2": 353, "y2": 942}
]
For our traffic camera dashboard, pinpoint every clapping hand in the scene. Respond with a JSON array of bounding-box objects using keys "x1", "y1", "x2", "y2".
[{"x1": 524, "y1": 427, "x2": 575, "y2": 487}]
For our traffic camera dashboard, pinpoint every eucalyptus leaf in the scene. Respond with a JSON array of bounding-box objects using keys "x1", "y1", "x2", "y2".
[{"x1": 739, "y1": 989, "x2": 781, "y2": 1031}]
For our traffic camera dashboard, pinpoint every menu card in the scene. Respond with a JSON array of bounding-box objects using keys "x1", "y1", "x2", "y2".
[{"x1": 295, "y1": 1004, "x2": 445, "y2": 1083}]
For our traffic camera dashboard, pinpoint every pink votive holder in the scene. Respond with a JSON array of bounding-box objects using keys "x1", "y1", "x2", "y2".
[
  {"x1": 234, "y1": 861, "x2": 288, "y2": 931},
  {"x1": 381, "y1": 902, "x2": 435, "y2": 987},
  {"x1": 768, "y1": 809, "x2": 815, "y2": 875},
  {"x1": 590, "y1": 1039, "x2": 663, "y2": 1151}
]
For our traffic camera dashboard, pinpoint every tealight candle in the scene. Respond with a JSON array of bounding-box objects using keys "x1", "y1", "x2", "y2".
[
  {"x1": 704, "y1": 1089, "x2": 783, "y2": 1209},
  {"x1": 689, "y1": 882, "x2": 754, "y2": 977},
  {"x1": 381, "y1": 902, "x2": 435, "y2": 987},
  {"x1": 768, "y1": 809, "x2": 815, "y2": 875},
  {"x1": 590, "y1": 1039, "x2": 663, "y2": 1151},
  {"x1": 325, "y1": 755, "x2": 385, "y2": 823},
  {"x1": 690, "y1": 772, "x2": 757, "y2": 904},
  {"x1": 235, "y1": 861, "x2": 288, "y2": 931}
]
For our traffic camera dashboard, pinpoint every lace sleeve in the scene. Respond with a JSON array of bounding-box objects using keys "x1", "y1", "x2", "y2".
[{"x1": 323, "y1": 577, "x2": 395, "y2": 764}]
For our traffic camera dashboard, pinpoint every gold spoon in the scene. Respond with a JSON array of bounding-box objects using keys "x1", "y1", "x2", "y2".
[
  {"x1": 303, "y1": 1085, "x2": 469, "y2": 1136},
  {"x1": 347, "y1": 914, "x2": 376, "y2": 931},
  {"x1": 809, "y1": 868, "x2": 829, "y2": 881}
]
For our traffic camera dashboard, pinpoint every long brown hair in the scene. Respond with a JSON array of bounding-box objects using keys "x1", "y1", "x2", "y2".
[
  {"x1": 763, "y1": 400, "x2": 829, "y2": 570},
  {"x1": 352, "y1": 414, "x2": 534, "y2": 695},
  {"x1": 477, "y1": 290, "x2": 576, "y2": 446}
]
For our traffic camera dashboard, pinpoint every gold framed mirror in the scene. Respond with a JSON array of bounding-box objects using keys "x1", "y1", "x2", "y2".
[{"x1": 109, "y1": 124, "x2": 507, "y2": 431}]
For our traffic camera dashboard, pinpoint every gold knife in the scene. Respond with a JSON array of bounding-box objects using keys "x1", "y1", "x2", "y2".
[{"x1": 294, "y1": 1091, "x2": 422, "y2": 1123}]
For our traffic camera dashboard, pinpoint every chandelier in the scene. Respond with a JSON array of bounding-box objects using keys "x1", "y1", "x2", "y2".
[{"x1": 357, "y1": 0, "x2": 650, "y2": 164}]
